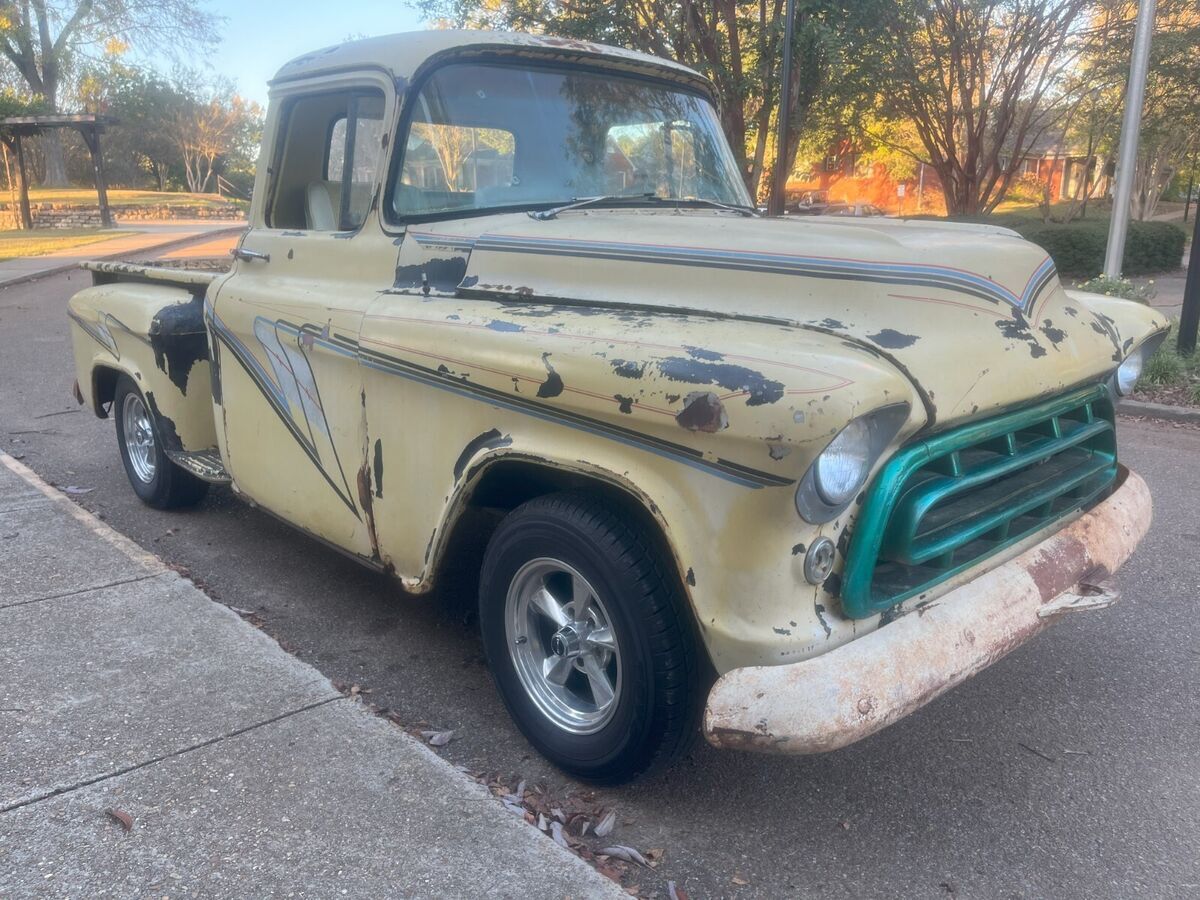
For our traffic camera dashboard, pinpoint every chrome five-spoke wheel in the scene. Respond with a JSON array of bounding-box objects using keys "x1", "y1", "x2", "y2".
[
  {"x1": 121, "y1": 392, "x2": 157, "y2": 484},
  {"x1": 480, "y1": 491, "x2": 699, "y2": 782},
  {"x1": 505, "y1": 558, "x2": 621, "y2": 735}
]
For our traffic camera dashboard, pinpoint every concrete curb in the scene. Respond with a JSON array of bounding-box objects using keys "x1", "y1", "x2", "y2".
[
  {"x1": 0, "y1": 224, "x2": 245, "y2": 290},
  {"x1": 1117, "y1": 398, "x2": 1200, "y2": 424}
]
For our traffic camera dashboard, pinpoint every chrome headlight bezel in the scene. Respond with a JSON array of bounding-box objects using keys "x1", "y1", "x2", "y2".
[
  {"x1": 796, "y1": 403, "x2": 911, "y2": 524},
  {"x1": 1113, "y1": 330, "x2": 1169, "y2": 397}
]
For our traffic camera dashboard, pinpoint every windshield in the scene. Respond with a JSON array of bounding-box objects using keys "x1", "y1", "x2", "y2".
[{"x1": 389, "y1": 63, "x2": 751, "y2": 219}]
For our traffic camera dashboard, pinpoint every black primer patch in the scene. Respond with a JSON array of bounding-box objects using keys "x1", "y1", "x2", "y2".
[
  {"x1": 814, "y1": 603, "x2": 832, "y2": 638},
  {"x1": 372, "y1": 439, "x2": 384, "y2": 498},
  {"x1": 995, "y1": 314, "x2": 1048, "y2": 359},
  {"x1": 822, "y1": 571, "x2": 842, "y2": 597},
  {"x1": 453, "y1": 428, "x2": 512, "y2": 481},
  {"x1": 614, "y1": 394, "x2": 634, "y2": 414},
  {"x1": 792, "y1": 543, "x2": 806, "y2": 556},
  {"x1": 393, "y1": 256, "x2": 468, "y2": 292},
  {"x1": 656, "y1": 357, "x2": 784, "y2": 406},
  {"x1": 685, "y1": 568, "x2": 696, "y2": 587},
  {"x1": 148, "y1": 294, "x2": 209, "y2": 396},
  {"x1": 1040, "y1": 319, "x2": 1066, "y2": 347},
  {"x1": 143, "y1": 390, "x2": 183, "y2": 452},
  {"x1": 536, "y1": 353, "x2": 564, "y2": 398},
  {"x1": 610, "y1": 359, "x2": 646, "y2": 379},
  {"x1": 866, "y1": 328, "x2": 920, "y2": 349}
]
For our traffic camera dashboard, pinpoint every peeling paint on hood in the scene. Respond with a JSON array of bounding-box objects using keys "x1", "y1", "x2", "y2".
[{"x1": 400, "y1": 210, "x2": 1165, "y2": 427}]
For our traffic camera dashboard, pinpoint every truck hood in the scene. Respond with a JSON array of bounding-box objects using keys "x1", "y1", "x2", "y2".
[{"x1": 404, "y1": 210, "x2": 1140, "y2": 426}]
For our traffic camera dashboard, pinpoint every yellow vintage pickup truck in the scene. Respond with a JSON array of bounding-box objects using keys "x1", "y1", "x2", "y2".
[{"x1": 68, "y1": 31, "x2": 1168, "y2": 782}]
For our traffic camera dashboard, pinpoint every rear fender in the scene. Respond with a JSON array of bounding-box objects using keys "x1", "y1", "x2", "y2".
[{"x1": 67, "y1": 281, "x2": 219, "y2": 453}]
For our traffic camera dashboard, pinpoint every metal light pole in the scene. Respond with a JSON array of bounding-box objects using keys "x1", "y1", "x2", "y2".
[
  {"x1": 1103, "y1": 0, "x2": 1157, "y2": 278},
  {"x1": 1178, "y1": 199, "x2": 1200, "y2": 354},
  {"x1": 768, "y1": 0, "x2": 797, "y2": 217},
  {"x1": 1184, "y1": 144, "x2": 1196, "y2": 224}
]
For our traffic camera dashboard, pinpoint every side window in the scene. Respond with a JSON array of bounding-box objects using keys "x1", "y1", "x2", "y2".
[{"x1": 268, "y1": 88, "x2": 385, "y2": 231}]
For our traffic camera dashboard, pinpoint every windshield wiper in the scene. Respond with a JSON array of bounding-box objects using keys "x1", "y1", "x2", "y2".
[
  {"x1": 529, "y1": 193, "x2": 758, "y2": 221},
  {"x1": 528, "y1": 193, "x2": 658, "y2": 221},
  {"x1": 671, "y1": 197, "x2": 758, "y2": 217}
]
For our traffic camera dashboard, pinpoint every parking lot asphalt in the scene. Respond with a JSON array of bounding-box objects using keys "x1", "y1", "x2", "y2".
[{"x1": 2, "y1": 269, "x2": 1197, "y2": 898}]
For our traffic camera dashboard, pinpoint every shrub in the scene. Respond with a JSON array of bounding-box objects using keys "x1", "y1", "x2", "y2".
[
  {"x1": 1014, "y1": 219, "x2": 1186, "y2": 277},
  {"x1": 1074, "y1": 275, "x2": 1156, "y2": 303},
  {"x1": 1142, "y1": 347, "x2": 1184, "y2": 385}
]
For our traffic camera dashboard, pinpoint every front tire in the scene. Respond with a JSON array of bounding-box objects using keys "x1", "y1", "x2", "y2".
[
  {"x1": 479, "y1": 491, "x2": 700, "y2": 783},
  {"x1": 113, "y1": 376, "x2": 208, "y2": 510}
]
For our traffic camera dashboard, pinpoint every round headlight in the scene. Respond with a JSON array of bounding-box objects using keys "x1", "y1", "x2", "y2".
[
  {"x1": 814, "y1": 418, "x2": 872, "y2": 506},
  {"x1": 1115, "y1": 349, "x2": 1144, "y2": 396}
]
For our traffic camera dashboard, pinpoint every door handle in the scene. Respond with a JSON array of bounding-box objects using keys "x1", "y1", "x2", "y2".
[{"x1": 231, "y1": 247, "x2": 270, "y2": 263}]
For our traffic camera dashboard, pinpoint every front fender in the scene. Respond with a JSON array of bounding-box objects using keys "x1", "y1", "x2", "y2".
[
  {"x1": 1063, "y1": 289, "x2": 1171, "y2": 361},
  {"x1": 386, "y1": 305, "x2": 928, "y2": 674}
]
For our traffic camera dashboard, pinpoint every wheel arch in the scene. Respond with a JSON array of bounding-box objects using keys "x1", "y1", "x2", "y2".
[
  {"x1": 429, "y1": 453, "x2": 702, "y2": 642},
  {"x1": 90, "y1": 362, "x2": 130, "y2": 419}
]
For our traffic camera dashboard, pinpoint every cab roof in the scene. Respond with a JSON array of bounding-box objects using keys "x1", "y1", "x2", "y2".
[{"x1": 272, "y1": 29, "x2": 713, "y2": 99}]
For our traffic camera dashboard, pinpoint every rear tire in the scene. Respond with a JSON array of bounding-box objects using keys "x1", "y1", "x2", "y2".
[
  {"x1": 479, "y1": 490, "x2": 700, "y2": 783},
  {"x1": 113, "y1": 375, "x2": 208, "y2": 510}
]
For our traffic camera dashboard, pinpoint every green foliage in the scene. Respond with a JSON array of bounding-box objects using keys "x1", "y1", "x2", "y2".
[
  {"x1": 71, "y1": 58, "x2": 262, "y2": 193},
  {"x1": 1142, "y1": 346, "x2": 1184, "y2": 386},
  {"x1": 0, "y1": 89, "x2": 45, "y2": 119},
  {"x1": 1074, "y1": 275, "x2": 1155, "y2": 302},
  {"x1": 1010, "y1": 219, "x2": 1186, "y2": 277}
]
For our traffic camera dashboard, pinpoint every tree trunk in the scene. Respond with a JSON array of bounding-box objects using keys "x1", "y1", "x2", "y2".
[{"x1": 40, "y1": 132, "x2": 69, "y2": 187}]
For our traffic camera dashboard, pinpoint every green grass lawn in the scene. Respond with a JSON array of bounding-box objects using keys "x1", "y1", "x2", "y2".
[
  {"x1": 0, "y1": 228, "x2": 130, "y2": 262},
  {"x1": 19, "y1": 189, "x2": 242, "y2": 209}
]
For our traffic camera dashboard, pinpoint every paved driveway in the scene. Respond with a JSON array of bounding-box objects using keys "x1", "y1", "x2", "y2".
[{"x1": 2, "y1": 270, "x2": 1197, "y2": 898}]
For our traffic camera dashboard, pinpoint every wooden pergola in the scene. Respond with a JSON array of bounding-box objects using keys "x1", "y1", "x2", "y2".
[{"x1": 0, "y1": 114, "x2": 117, "y2": 229}]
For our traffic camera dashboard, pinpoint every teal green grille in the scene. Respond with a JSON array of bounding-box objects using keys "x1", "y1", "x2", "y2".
[{"x1": 840, "y1": 384, "x2": 1117, "y2": 619}]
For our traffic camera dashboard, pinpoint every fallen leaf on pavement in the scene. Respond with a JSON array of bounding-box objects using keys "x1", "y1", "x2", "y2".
[
  {"x1": 644, "y1": 848, "x2": 664, "y2": 867},
  {"x1": 595, "y1": 809, "x2": 617, "y2": 837},
  {"x1": 63, "y1": 485, "x2": 94, "y2": 495},
  {"x1": 668, "y1": 881, "x2": 690, "y2": 900},
  {"x1": 600, "y1": 845, "x2": 649, "y2": 867},
  {"x1": 731, "y1": 874, "x2": 750, "y2": 886},
  {"x1": 106, "y1": 808, "x2": 133, "y2": 831}
]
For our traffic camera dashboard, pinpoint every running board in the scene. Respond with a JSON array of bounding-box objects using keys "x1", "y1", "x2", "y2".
[{"x1": 166, "y1": 449, "x2": 231, "y2": 484}]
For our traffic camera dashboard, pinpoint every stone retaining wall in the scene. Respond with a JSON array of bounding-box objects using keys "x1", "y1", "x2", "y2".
[{"x1": 0, "y1": 202, "x2": 246, "y2": 229}]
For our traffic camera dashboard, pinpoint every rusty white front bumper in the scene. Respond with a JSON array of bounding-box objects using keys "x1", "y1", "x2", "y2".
[{"x1": 703, "y1": 465, "x2": 1152, "y2": 754}]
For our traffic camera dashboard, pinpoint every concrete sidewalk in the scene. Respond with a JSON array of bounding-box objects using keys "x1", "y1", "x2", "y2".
[
  {"x1": 0, "y1": 223, "x2": 244, "y2": 288},
  {"x1": 0, "y1": 453, "x2": 620, "y2": 899}
]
